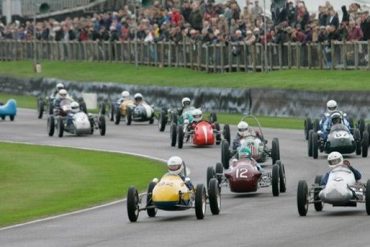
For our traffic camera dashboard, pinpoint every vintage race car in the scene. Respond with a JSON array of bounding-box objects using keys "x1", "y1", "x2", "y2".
[
  {"x1": 297, "y1": 162, "x2": 370, "y2": 216},
  {"x1": 207, "y1": 158, "x2": 286, "y2": 196},
  {"x1": 170, "y1": 119, "x2": 230, "y2": 149},
  {"x1": 0, "y1": 99, "x2": 17, "y2": 121},
  {"x1": 126, "y1": 174, "x2": 221, "y2": 222},
  {"x1": 308, "y1": 123, "x2": 369, "y2": 159},
  {"x1": 221, "y1": 116, "x2": 280, "y2": 168},
  {"x1": 47, "y1": 99, "x2": 106, "y2": 137},
  {"x1": 37, "y1": 94, "x2": 87, "y2": 119}
]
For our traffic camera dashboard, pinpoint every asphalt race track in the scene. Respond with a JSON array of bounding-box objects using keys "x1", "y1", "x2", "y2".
[{"x1": 1, "y1": 109, "x2": 370, "y2": 247}]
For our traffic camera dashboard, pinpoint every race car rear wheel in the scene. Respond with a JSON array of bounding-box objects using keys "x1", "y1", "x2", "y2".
[
  {"x1": 215, "y1": 123, "x2": 221, "y2": 145},
  {"x1": 177, "y1": 125, "x2": 184, "y2": 149},
  {"x1": 10, "y1": 115, "x2": 15, "y2": 121},
  {"x1": 367, "y1": 124, "x2": 370, "y2": 143},
  {"x1": 271, "y1": 164, "x2": 280, "y2": 197},
  {"x1": 312, "y1": 132, "x2": 319, "y2": 159},
  {"x1": 126, "y1": 108, "x2": 132, "y2": 126},
  {"x1": 358, "y1": 118, "x2": 366, "y2": 138},
  {"x1": 146, "y1": 182, "x2": 157, "y2": 218},
  {"x1": 271, "y1": 138, "x2": 280, "y2": 165},
  {"x1": 314, "y1": 175, "x2": 323, "y2": 212},
  {"x1": 115, "y1": 110, "x2": 121, "y2": 125},
  {"x1": 362, "y1": 131, "x2": 369, "y2": 158},
  {"x1": 354, "y1": 129, "x2": 361, "y2": 155},
  {"x1": 195, "y1": 184, "x2": 206, "y2": 220},
  {"x1": 208, "y1": 178, "x2": 221, "y2": 215},
  {"x1": 158, "y1": 111, "x2": 167, "y2": 132},
  {"x1": 209, "y1": 112, "x2": 217, "y2": 123},
  {"x1": 366, "y1": 180, "x2": 370, "y2": 215},
  {"x1": 57, "y1": 117, "x2": 64, "y2": 138},
  {"x1": 99, "y1": 102, "x2": 106, "y2": 115},
  {"x1": 308, "y1": 130, "x2": 313, "y2": 157},
  {"x1": 221, "y1": 140, "x2": 230, "y2": 170},
  {"x1": 99, "y1": 116, "x2": 106, "y2": 136},
  {"x1": 313, "y1": 119, "x2": 320, "y2": 132},
  {"x1": 223, "y1": 124, "x2": 231, "y2": 144},
  {"x1": 110, "y1": 104, "x2": 114, "y2": 122},
  {"x1": 47, "y1": 116, "x2": 55, "y2": 137},
  {"x1": 171, "y1": 112, "x2": 178, "y2": 125},
  {"x1": 37, "y1": 99, "x2": 44, "y2": 119},
  {"x1": 215, "y1": 162, "x2": 224, "y2": 185},
  {"x1": 206, "y1": 166, "x2": 216, "y2": 191},
  {"x1": 297, "y1": 180, "x2": 309, "y2": 216},
  {"x1": 276, "y1": 160, "x2": 286, "y2": 193},
  {"x1": 127, "y1": 186, "x2": 140, "y2": 222},
  {"x1": 170, "y1": 123, "x2": 177, "y2": 147},
  {"x1": 304, "y1": 118, "x2": 312, "y2": 140}
]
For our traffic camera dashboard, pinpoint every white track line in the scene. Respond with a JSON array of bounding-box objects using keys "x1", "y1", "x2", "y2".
[{"x1": 0, "y1": 140, "x2": 166, "y2": 231}]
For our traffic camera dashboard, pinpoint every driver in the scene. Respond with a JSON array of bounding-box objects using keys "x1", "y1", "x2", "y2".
[
  {"x1": 232, "y1": 121, "x2": 262, "y2": 151},
  {"x1": 53, "y1": 89, "x2": 73, "y2": 116},
  {"x1": 179, "y1": 97, "x2": 191, "y2": 115},
  {"x1": 185, "y1": 108, "x2": 202, "y2": 131},
  {"x1": 320, "y1": 151, "x2": 362, "y2": 186},
  {"x1": 236, "y1": 146, "x2": 263, "y2": 171},
  {"x1": 65, "y1": 101, "x2": 80, "y2": 126},
  {"x1": 167, "y1": 156, "x2": 193, "y2": 190},
  {"x1": 134, "y1": 93, "x2": 145, "y2": 105},
  {"x1": 320, "y1": 100, "x2": 352, "y2": 138},
  {"x1": 320, "y1": 112, "x2": 348, "y2": 141},
  {"x1": 118, "y1": 91, "x2": 130, "y2": 103},
  {"x1": 52, "y1": 83, "x2": 65, "y2": 97}
]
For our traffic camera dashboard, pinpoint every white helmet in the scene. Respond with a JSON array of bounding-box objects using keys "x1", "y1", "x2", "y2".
[
  {"x1": 237, "y1": 121, "x2": 249, "y2": 137},
  {"x1": 71, "y1": 101, "x2": 80, "y2": 113},
  {"x1": 192, "y1": 109, "x2": 202, "y2": 122},
  {"x1": 121, "y1": 91, "x2": 130, "y2": 98},
  {"x1": 327, "y1": 151, "x2": 343, "y2": 168},
  {"x1": 326, "y1": 100, "x2": 337, "y2": 113},
  {"x1": 134, "y1": 93, "x2": 143, "y2": 101},
  {"x1": 167, "y1": 156, "x2": 184, "y2": 175},
  {"x1": 56, "y1": 83, "x2": 64, "y2": 91},
  {"x1": 59, "y1": 89, "x2": 67, "y2": 99},
  {"x1": 182, "y1": 97, "x2": 191, "y2": 107}
]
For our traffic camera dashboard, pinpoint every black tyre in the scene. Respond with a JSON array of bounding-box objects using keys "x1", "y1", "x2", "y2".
[
  {"x1": 362, "y1": 131, "x2": 369, "y2": 158},
  {"x1": 37, "y1": 99, "x2": 44, "y2": 119},
  {"x1": 10, "y1": 115, "x2": 15, "y2": 121},
  {"x1": 57, "y1": 117, "x2": 64, "y2": 138},
  {"x1": 271, "y1": 138, "x2": 280, "y2": 164},
  {"x1": 110, "y1": 104, "x2": 114, "y2": 122},
  {"x1": 48, "y1": 100, "x2": 54, "y2": 115},
  {"x1": 177, "y1": 125, "x2": 184, "y2": 149},
  {"x1": 354, "y1": 129, "x2": 361, "y2": 155},
  {"x1": 215, "y1": 123, "x2": 221, "y2": 145},
  {"x1": 158, "y1": 111, "x2": 167, "y2": 132},
  {"x1": 367, "y1": 124, "x2": 370, "y2": 143},
  {"x1": 304, "y1": 117, "x2": 313, "y2": 140},
  {"x1": 1, "y1": 116, "x2": 4, "y2": 120},
  {"x1": 126, "y1": 108, "x2": 132, "y2": 126},
  {"x1": 149, "y1": 116, "x2": 154, "y2": 124},
  {"x1": 209, "y1": 112, "x2": 217, "y2": 123},
  {"x1": 358, "y1": 118, "x2": 365, "y2": 138},
  {"x1": 170, "y1": 123, "x2": 177, "y2": 147},
  {"x1": 314, "y1": 175, "x2": 323, "y2": 212},
  {"x1": 208, "y1": 178, "x2": 221, "y2": 215},
  {"x1": 276, "y1": 160, "x2": 286, "y2": 193},
  {"x1": 47, "y1": 116, "x2": 55, "y2": 137},
  {"x1": 312, "y1": 132, "x2": 319, "y2": 159},
  {"x1": 313, "y1": 119, "x2": 320, "y2": 132},
  {"x1": 99, "y1": 116, "x2": 106, "y2": 136},
  {"x1": 206, "y1": 166, "x2": 215, "y2": 191},
  {"x1": 366, "y1": 180, "x2": 370, "y2": 215},
  {"x1": 215, "y1": 162, "x2": 224, "y2": 185},
  {"x1": 127, "y1": 186, "x2": 140, "y2": 222},
  {"x1": 271, "y1": 164, "x2": 280, "y2": 197},
  {"x1": 221, "y1": 140, "x2": 230, "y2": 169},
  {"x1": 115, "y1": 110, "x2": 121, "y2": 125},
  {"x1": 297, "y1": 180, "x2": 309, "y2": 216},
  {"x1": 146, "y1": 181, "x2": 157, "y2": 217},
  {"x1": 171, "y1": 112, "x2": 178, "y2": 125},
  {"x1": 223, "y1": 124, "x2": 231, "y2": 144},
  {"x1": 195, "y1": 184, "x2": 207, "y2": 220},
  {"x1": 99, "y1": 102, "x2": 106, "y2": 115},
  {"x1": 80, "y1": 101, "x2": 87, "y2": 114},
  {"x1": 308, "y1": 130, "x2": 313, "y2": 157}
]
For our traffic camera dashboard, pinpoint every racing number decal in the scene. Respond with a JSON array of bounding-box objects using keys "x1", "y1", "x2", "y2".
[{"x1": 236, "y1": 168, "x2": 248, "y2": 178}]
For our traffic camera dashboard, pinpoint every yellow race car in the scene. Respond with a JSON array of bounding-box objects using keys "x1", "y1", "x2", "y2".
[{"x1": 126, "y1": 174, "x2": 221, "y2": 222}]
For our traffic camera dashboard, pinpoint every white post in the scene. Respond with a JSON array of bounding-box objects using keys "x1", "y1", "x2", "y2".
[{"x1": 4, "y1": 0, "x2": 12, "y2": 24}]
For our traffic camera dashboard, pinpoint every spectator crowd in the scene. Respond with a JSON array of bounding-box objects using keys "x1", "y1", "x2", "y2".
[{"x1": 0, "y1": 0, "x2": 370, "y2": 47}]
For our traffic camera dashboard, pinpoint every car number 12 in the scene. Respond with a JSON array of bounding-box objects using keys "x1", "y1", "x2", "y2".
[{"x1": 236, "y1": 168, "x2": 248, "y2": 178}]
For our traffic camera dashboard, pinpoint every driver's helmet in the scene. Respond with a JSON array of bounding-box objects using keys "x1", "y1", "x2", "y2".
[
  {"x1": 237, "y1": 121, "x2": 249, "y2": 137},
  {"x1": 134, "y1": 93, "x2": 143, "y2": 102},
  {"x1": 56, "y1": 83, "x2": 64, "y2": 91},
  {"x1": 71, "y1": 101, "x2": 80, "y2": 113},
  {"x1": 181, "y1": 97, "x2": 191, "y2": 107},
  {"x1": 327, "y1": 151, "x2": 343, "y2": 169},
  {"x1": 121, "y1": 90, "x2": 130, "y2": 98},
  {"x1": 192, "y1": 109, "x2": 202, "y2": 122},
  {"x1": 59, "y1": 89, "x2": 68, "y2": 100},
  {"x1": 326, "y1": 100, "x2": 338, "y2": 113},
  {"x1": 331, "y1": 112, "x2": 342, "y2": 125},
  {"x1": 167, "y1": 156, "x2": 184, "y2": 175},
  {"x1": 238, "y1": 146, "x2": 252, "y2": 159}
]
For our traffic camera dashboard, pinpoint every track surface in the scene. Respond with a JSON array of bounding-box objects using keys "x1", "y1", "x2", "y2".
[{"x1": 1, "y1": 109, "x2": 370, "y2": 247}]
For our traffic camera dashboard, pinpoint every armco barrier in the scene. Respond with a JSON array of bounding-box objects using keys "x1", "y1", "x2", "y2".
[{"x1": 0, "y1": 75, "x2": 368, "y2": 119}]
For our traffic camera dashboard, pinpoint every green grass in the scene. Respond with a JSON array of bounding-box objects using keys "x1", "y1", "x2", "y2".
[
  {"x1": 0, "y1": 61, "x2": 370, "y2": 91},
  {"x1": 0, "y1": 142, "x2": 166, "y2": 227},
  {"x1": 0, "y1": 93, "x2": 36, "y2": 109}
]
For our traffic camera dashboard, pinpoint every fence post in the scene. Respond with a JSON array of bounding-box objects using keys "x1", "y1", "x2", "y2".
[
  {"x1": 228, "y1": 44, "x2": 232, "y2": 72},
  {"x1": 197, "y1": 42, "x2": 201, "y2": 70},
  {"x1": 243, "y1": 43, "x2": 248, "y2": 71},
  {"x1": 296, "y1": 43, "x2": 300, "y2": 69},
  {"x1": 252, "y1": 45, "x2": 256, "y2": 72},
  {"x1": 182, "y1": 41, "x2": 186, "y2": 68},
  {"x1": 220, "y1": 43, "x2": 224, "y2": 73},
  {"x1": 368, "y1": 40, "x2": 370, "y2": 70},
  {"x1": 354, "y1": 42, "x2": 359, "y2": 69},
  {"x1": 330, "y1": 42, "x2": 335, "y2": 70},
  {"x1": 205, "y1": 45, "x2": 209, "y2": 72},
  {"x1": 287, "y1": 42, "x2": 291, "y2": 69},
  {"x1": 307, "y1": 43, "x2": 311, "y2": 69},
  {"x1": 278, "y1": 44, "x2": 282, "y2": 69},
  {"x1": 342, "y1": 42, "x2": 347, "y2": 70},
  {"x1": 318, "y1": 43, "x2": 323, "y2": 69},
  {"x1": 168, "y1": 42, "x2": 172, "y2": 67}
]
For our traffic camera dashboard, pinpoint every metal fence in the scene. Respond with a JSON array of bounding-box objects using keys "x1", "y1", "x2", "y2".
[{"x1": 1, "y1": 40, "x2": 369, "y2": 71}]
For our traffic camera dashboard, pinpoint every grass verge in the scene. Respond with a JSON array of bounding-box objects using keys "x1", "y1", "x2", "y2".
[
  {"x1": 0, "y1": 142, "x2": 166, "y2": 227},
  {"x1": 0, "y1": 61, "x2": 370, "y2": 91}
]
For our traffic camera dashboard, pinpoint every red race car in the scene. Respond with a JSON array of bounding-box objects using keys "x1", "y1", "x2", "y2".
[{"x1": 207, "y1": 157, "x2": 286, "y2": 196}]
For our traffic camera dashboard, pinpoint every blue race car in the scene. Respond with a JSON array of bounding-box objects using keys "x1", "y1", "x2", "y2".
[{"x1": 0, "y1": 99, "x2": 17, "y2": 121}]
